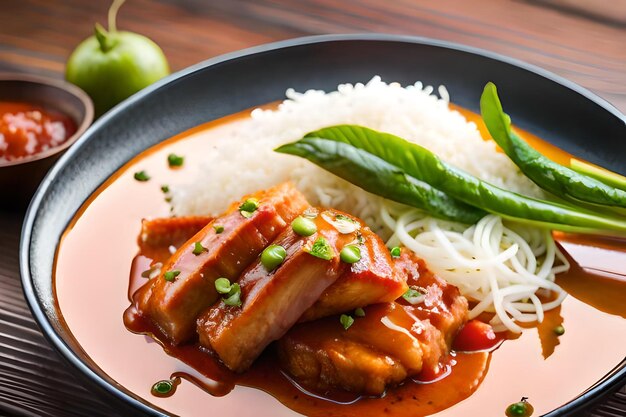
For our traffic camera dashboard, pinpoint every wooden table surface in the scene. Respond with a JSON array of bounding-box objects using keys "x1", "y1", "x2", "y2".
[
  {"x1": 2, "y1": 0, "x2": 626, "y2": 113},
  {"x1": 0, "y1": 1, "x2": 625, "y2": 416}
]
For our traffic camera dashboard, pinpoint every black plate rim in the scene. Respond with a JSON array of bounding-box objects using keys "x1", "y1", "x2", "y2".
[{"x1": 19, "y1": 33, "x2": 626, "y2": 417}]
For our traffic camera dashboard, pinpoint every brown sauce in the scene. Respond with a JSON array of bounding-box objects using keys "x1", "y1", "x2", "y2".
[
  {"x1": 124, "y1": 295, "x2": 491, "y2": 416},
  {"x1": 54, "y1": 103, "x2": 626, "y2": 417}
]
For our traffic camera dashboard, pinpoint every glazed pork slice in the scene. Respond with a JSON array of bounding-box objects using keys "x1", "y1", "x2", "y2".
[
  {"x1": 279, "y1": 303, "x2": 429, "y2": 395},
  {"x1": 133, "y1": 182, "x2": 309, "y2": 344},
  {"x1": 197, "y1": 209, "x2": 363, "y2": 373},
  {"x1": 395, "y1": 249, "x2": 469, "y2": 348},
  {"x1": 300, "y1": 221, "x2": 407, "y2": 322},
  {"x1": 278, "y1": 251, "x2": 468, "y2": 395}
]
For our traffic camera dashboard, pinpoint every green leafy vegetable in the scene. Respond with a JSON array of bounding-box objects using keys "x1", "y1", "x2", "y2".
[
  {"x1": 277, "y1": 125, "x2": 626, "y2": 235},
  {"x1": 276, "y1": 138, "x2": 486, "y2": 224},
  {"x1": 480, "y1": 82, "x2": 626, "y2": 208}
]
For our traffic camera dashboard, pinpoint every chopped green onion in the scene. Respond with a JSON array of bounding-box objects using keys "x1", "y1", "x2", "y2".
[
  {"x1": 553, "y1": 325, "x2": 565, "y2": 336},
  {"x1": 151, "y1": 379, "x2": 174, "y2": 396},
  {"x1": 308, "y1": 237, "x2": 333, "y2": 260},
  {"x1": 163, "y1": 270, "x2": 181, "y2": 282},
  {"x1": 223, "y1": 283, "x2": 242, "y2": 307},
  {"x1": 402, "y1": 287, "x2": 424, "y2": 304},
  {"x1": 340, "y1": 314, "x2": 354, "y2": 330},
  {"x1": 161, "y1": 185, "x2": 170, "y2": 193},
  {"x1": 261, "y1": 244, "x2": 287, "y2": 271},
  {"x1": 134, "y1": 170, "x2": 150, "y2": 182},
  {"x1": 192, "y1": 242, "x2": 207, "y2": 255},
  {"x1": 340, "y1": 245, "x2": 361, "y2": 264},
  {"x1": 214, "y1": 277, "x2": 232, "y2": 294},
  {"x1": 354, "y1": 307, "x2": 365, "y2": 317},
  {"x1": 239, "y1": 198, "x2": 260, "y2": 218},
  {"x1": 165, "y1": 196, "x2": 172, "y2": 203},
  {"x1": 505, "y1": 398, "x2": 534, "y2": 417},
  {"x1": 213, "y1": 225, "x2": 224, "y2": 234},
  {"x1": 167, "y1": 153, "x2": 184, "y2": 167},
  {"x1": 291, "y1": 216, "x2": 317, "y2": 236},
  {"x1": 390, "y1": 246, "x2": 401, "y2": 258},
  {"x1": 239, "y1": 198, "x2": 260, "y2": 213}
]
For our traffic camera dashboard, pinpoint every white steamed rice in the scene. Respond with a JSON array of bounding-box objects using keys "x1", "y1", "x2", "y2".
[{"x1": 171, "y1": 76, "x2": 543, "y2": 232}]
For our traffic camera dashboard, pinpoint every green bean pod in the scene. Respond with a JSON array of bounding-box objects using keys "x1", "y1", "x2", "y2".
[
  {"x1": 276, "y1": 138, "x2": 486, "y2": 224},
  {"x1": 277, "y1": 125, "x2": 626, "y2": 235},
  {"x1": 480, "y1": 82, "x2": 626, "y2": 208}
]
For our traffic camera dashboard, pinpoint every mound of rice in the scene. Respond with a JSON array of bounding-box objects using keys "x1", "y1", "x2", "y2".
[{"x1": 172, "y1": 76, "x2": 542, "y2": 234}]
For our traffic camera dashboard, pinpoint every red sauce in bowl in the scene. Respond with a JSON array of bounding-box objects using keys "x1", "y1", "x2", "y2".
[{"x1": 0, "y1": 101, "x2": 77, "y2": 162}]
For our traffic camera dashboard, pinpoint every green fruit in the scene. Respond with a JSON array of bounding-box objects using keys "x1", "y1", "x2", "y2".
[{"x1": 66, "y1": 23, "x2": 169, "y2": 116}]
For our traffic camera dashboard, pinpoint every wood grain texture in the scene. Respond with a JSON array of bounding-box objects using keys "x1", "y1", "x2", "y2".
[
  {"x1": 0, "y1": 0, "x2": 625, "y2": 112},
  {"x1": 0, "y1": 215, "x2": 120, "y2": 416},
  {"x1": 0, "y1": 0, "x2": 624, "y2": 416}
]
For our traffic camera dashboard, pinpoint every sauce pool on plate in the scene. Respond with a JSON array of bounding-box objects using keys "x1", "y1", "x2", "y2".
[
  {"x1": 53, "y1": 104, "x2": 626, "y2": 417},
  {"x1": 0, "y1": 101, "x2": 76, "y2": 163}
]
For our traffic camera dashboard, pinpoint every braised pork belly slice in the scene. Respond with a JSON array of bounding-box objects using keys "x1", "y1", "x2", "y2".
[
  {"x1": 138, "y1": 216, "x2": 212, "y2": 263},
  {"x1": 300, "y1": 221, "x2": 407, "y2": 322},
  {"x1": 278, "y1": 253, "x2": 468, "y2": 396},
  {"x1": 279, "y1": 303, "x2": 427, "y2": 395},
  {"x1": 133, "y1": 182, "x2": 309, "y2": 344},
  {"x1": 197, "y1": 209, "x2": 365, "y2": 373},
  {"x1": 395, "y1": 249, "x2": 469, "y2": 348}
]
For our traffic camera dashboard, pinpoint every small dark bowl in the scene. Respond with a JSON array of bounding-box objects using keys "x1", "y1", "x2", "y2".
[{"x1": 0, "y1": 73, "x2": 93, "y2": 211}]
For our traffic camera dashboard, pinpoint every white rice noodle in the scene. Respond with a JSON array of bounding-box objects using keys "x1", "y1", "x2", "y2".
[{"x1": 383, "y1": 204, "x2": 569, "y2": 333}]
